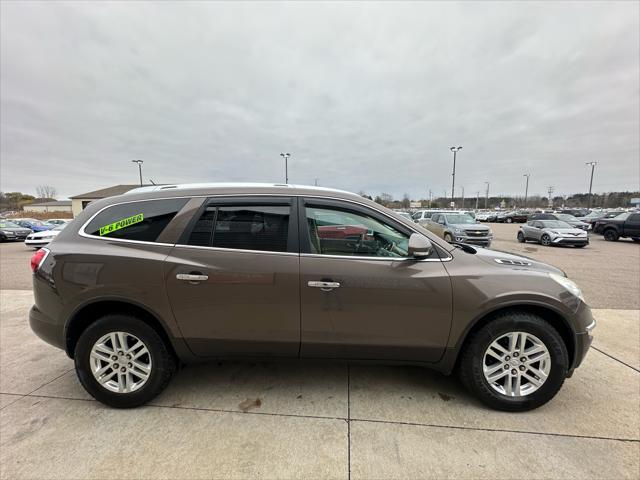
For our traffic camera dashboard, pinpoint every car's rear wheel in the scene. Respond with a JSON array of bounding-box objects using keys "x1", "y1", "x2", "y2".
[
  {"x1": 540, "y1": 234, "x2": 552, "y2": 246},
  {"x1": 506, "y1": 217, "x2": 513, "y2": 223},
  {"x1": 458, "y1": 311, "x2": 568, "y2": 411},
  {"x1": 444, "y1": 233, "x2": 454, "y2": 243},
  {"x1": 517, "y1": 231, "x2": 525, "y2": 243},
  {"x1": 603, "y1": 229, "x2": 619, "y2": 241},
  {"x1": 74, "y1": 314, "x2": 175, "y2": 408}
]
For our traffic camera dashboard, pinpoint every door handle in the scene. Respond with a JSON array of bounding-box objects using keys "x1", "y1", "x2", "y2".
[
  {"x1": 308, "y1": 281, "x2": 340, "y2": 291},
  {"x1": 176, "y1": 273, "x2": 209, "y2": 282}
]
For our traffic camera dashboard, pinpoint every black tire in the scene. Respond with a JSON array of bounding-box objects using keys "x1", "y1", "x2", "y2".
[
  {"x1": 540, "y1": 234, "x2": 552, "y2": 246},
  {"x1": 458, "y1": 311, "x2": 569, "y2": 412},
  {"x1": 633, "y1": 238, "x2": 640, "y2": 243},
  {"x1": 603, "y1": 229, "x2": 619, "y2": 241},
  {"x1": 74, "y1": 314, "x2": 175, "y2": 408},
  {"x1": 516, "y1": 231, "x2": 525, "y2": 243},
  {"x1": 506, "y1": 217, "x2": 513, "y2": 223},
  {"x1": 444, "y1": 233, "x2": 454, "y2": 243}
]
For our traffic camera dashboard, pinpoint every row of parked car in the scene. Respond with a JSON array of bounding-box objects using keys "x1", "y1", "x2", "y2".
[
  {"x1": 397, "y1": 208, "x2": 640, "y2": 248},
  {"x1": 0, "y1": 218, "x2": 70, "y2": 248},
  {"x1": 397, "y1": 210, "x2": 494, "y2": 247}
]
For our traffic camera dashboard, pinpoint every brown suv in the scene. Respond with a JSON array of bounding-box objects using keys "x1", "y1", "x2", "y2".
[{"x1": 29, "y1": 184, "x2": 595, "y2": 411}]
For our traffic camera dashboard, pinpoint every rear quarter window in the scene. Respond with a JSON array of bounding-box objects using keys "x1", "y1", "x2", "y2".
[{"x1": 84, "y1": 198, "x2": 188, "y2": 242}]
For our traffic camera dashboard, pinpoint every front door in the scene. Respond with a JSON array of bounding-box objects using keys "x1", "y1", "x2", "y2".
[
  {"x1": 164, "y1": 197, "x2": 300, "y2": 357},
  {"x1": 299, "y1": 198, "x2": 452, "y2": 363}
]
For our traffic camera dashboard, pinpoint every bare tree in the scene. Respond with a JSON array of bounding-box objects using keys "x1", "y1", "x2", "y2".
[
  {"x1": 36, "y1": 185, "x2": 57, "y2": 200},
  {"x1": 379, "y1": 193, "x2": 393, "y2": 207}
]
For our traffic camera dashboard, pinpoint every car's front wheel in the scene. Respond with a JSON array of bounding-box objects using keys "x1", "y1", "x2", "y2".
[
  {"x1": 444, "y1": 233, "x2": 454, "y2": 243},
  {"x1": 603, "y1": 229, "x2": 619, "y2": 241},
  {"x1": 459, "y1": 312, "x2": 569, "y2": 411},
  {"x1": 74, "y1": 314, "x2": 175, "y2": 408},
  {"x1": 517, "y1": 231, "x2": 525, "y2": 243},
  {"x1": 540, "y1": 234, "x2": 552, "y2": 246}
]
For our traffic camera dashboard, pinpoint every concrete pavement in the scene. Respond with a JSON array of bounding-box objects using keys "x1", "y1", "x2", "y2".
[{"x1": 1, "y1": 290, "x2": 638, "y2": 479}]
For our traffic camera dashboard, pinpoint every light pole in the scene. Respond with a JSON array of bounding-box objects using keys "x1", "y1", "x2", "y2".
[
  {"x1": 585, "y1": 162, "x2": 597, "y2": 208},
  {"x1": 461, "y1": 186, "x2": 465, "y2": 209},
  {"x1": 475, "y1": 191, "x2": 480, "y2": 210},
  {"x1": 484, "y1": 181, "x2": 490, "y2": 209},
  {"x1": 523, "y1": 173, "x2": 530, "y2": 208},
  {"x1": 450, "y1": 146, "x2": 462, "y2": 207},
  {"x1": 131, "y1": 160, "x2": 143, "y2": 186},
  {"x1": 280, "y1": 153, "x2": 291, "y2": 183}
]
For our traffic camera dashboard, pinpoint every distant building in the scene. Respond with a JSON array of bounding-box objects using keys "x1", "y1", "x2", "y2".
[
  {"x1": 70, "y1": 185, "x2": 144, "y2": 217},
  {"x1": 24, "y1": 200, "x2": 73, "y2": 214}
]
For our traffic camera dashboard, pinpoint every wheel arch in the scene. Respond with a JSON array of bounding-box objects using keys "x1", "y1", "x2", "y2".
[
  {"x1": 65, "y1": 299, "x2": 182, "y2": 362},
  {"x1": 449, "y1": 304, "x2": 575, "y2": 374}
]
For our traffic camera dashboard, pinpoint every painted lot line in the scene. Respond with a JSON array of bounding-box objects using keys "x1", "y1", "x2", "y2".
[{"x1": 1, "y1": 290, "x2": 638, "y2": 479}]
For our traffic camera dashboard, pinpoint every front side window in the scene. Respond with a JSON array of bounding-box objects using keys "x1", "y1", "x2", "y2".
[
  {"x1": 306, "y1": 206, "x2": 409, "y2": 258},
  {"x1": 84, "y1": 198, "x2": 188, "y2": 242},
  {"x1": 186, "y1": 205, "x2": 290, "y2": 252}
]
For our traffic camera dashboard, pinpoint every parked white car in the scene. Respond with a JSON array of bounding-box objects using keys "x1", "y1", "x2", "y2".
[
  {"x1": 44, "y1": 219, "x2": 71, "y2": 226},
  {"x1": 25, "y1": 224, "x2": 66, "y2": 249}
]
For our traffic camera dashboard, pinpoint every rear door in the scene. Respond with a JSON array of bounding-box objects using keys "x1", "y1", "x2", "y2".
[
  {"x1": 164, "y1": 196, "x2": 300, "y2": 357},
  {"x1": 299, "y1": 198, "x2": 452, "y2": 362}
]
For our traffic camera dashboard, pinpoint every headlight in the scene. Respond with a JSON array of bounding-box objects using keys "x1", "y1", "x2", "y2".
[
  {"x1": 549, "y1": 272, "x2": 584, "y2": 301},
  {"x1": 2, "y1": 230, "x2": 14, "y2": 235},
  {"x1": 453, "y1": 228, "x2": 464, "y2": 234}
]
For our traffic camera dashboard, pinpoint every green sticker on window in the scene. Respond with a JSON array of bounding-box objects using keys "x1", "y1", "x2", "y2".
[{"x1": 99, "y1": 213, "x2": 144, "y2": 236}]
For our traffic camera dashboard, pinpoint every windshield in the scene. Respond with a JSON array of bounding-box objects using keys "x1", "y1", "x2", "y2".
[
  {"x1": 540, "y1": 220, "x2": 573, "y2": 229},
  {"x1": 614, "y1": 212, "x2": 631, "y2": 220},
  {"x1": 53, "y1": 224, "x2": 67, "y2": 231},
  {"x1": 445, "y1": 214, "x2": 475, "y2": 224},
  {"x1": 0, "y1": 221, "x2": 21, "y2": 228},
  {"x1": 556, "y1": 214, "x2": 577, "y2": 221}
]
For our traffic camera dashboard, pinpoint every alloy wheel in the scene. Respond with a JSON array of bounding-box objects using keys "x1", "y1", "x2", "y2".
[
  {"x1": 541, "y1": 235, "x2": 551, "y2": 246},
  {"x1": 482, "y1": 331, "x2": 551, "y2": 397},
  {"x1": 90, "y1": 331, "x2": 152, "y2": 393}
]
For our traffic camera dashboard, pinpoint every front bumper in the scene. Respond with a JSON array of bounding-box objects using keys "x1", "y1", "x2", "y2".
[
  {"x1": 25, "y1": 238, "x2": 53, "y2": 247},
  {"x1": 454, "y1": 235, "x2": 492, "y2": 246},
  {"x1": 552, "y1": 236, "x2": 589, "y2": 245},
  {"x1": 568, "y1": 303, "x2": 596, "y2": 375}
]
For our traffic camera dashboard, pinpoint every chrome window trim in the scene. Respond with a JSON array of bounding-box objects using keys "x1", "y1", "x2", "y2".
[
  {"x1": 300, "y1": 253, "x2": 452, "y2": 262},
  {"x1": 77, "y1": 192, "x2": 453, "y2": 260},
  {"x1": 172, "y1": 243, "x2": 298, "y2": 257}
]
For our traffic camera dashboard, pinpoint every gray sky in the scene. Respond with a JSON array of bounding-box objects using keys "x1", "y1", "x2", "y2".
[{"x1": 1, "y1": 1, "x2": 639, "y2": 200}]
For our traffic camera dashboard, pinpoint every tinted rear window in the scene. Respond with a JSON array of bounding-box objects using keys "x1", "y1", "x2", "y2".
[
  {"x1": 185, "y1": 205, "x2": 290, "y2": 252},
  {"x1": 84, "y1": 198, "x2": 188, "y2": 242}
]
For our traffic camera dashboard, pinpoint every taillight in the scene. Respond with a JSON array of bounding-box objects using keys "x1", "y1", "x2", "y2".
[{"x1": 30, "y1": 248, "x2": 48, "y2": 272}]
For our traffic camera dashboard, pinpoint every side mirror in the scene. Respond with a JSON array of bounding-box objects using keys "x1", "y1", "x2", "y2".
[{"x1": 408, "y1": 233, "x2": 433, "y2": 259}]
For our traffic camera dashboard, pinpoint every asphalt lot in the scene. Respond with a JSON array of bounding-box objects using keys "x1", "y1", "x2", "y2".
[{"x1": 0, "y1": 225, "x2": 639, "y2": 479}]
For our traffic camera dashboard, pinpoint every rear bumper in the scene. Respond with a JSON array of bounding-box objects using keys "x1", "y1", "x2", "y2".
[{"x1": 29, "y1": 304, "x2": 65, "y2": 351}]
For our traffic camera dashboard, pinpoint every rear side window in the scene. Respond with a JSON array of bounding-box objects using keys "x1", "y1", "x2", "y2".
[
  {"x1": 84, "y1": 198, "x2": 188, "y2": 242},
  {"x1": 186, "y1": 205, "x2": 290, "y2": 252}
]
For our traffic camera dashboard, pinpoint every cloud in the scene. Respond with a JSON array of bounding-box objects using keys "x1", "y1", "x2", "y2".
[{"x1": 1, "y1": 1, "x2": 638, "y2": 200}]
